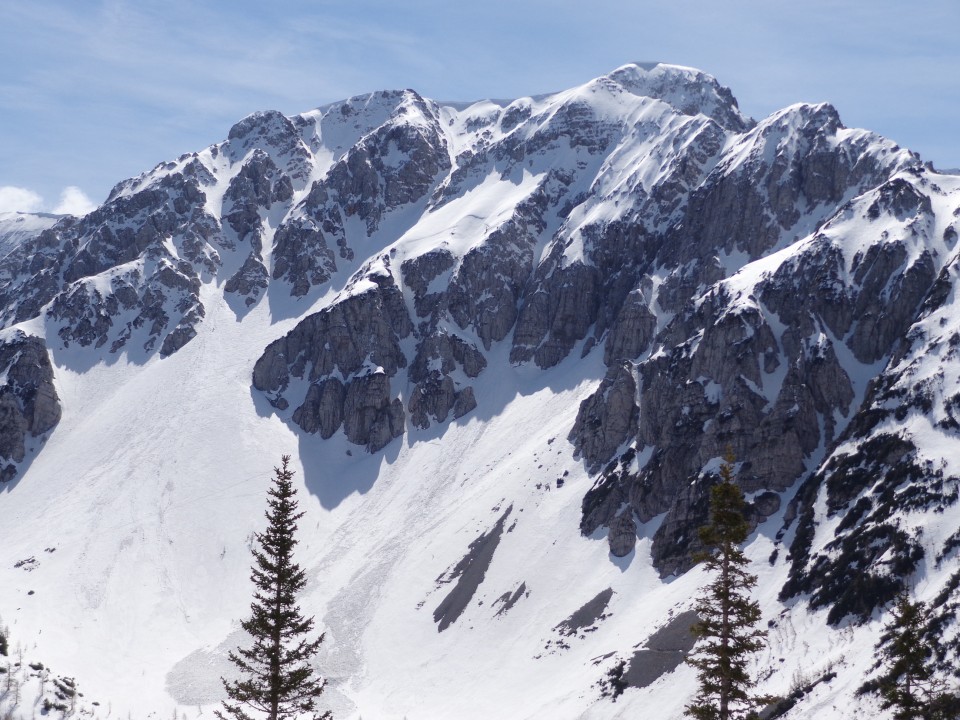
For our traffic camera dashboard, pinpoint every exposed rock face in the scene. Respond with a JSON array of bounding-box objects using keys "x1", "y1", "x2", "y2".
[
  {"x1": 511, "y1": 260, "x2": 601, "y2": 368},
  {"x1": 433, "y1": 507, "x2": 512, "y2": 632},
  {"x1": 224, "y1": 110, "x2": 313, "y2": 183},
  {"x1": 554, "y1": 588, "x2": 615, "y2": 638},
  {"x1": 604, "y1": 289, "x2": 657, "y2": 364},
  {"x1": 446, "y1": 225, "x2": 535, "y2": 352},
  {"x1": 253, "y1": 271, "x2": 414, "y2": 451},
  {"x1": 451, "y1": 387, "x2": 477, "y2": 419},
  {"x1": 408, "y1": 374, "x2": 456, "y2": 430},
  {"x1": 0, "y1": 333, "x2": 61, "y2": 480},
  {"x1": 569, "y1": 363, "x2": 638, "y2": 468},
  {"x1": 342, "y1": 372, "x2": 406, "y2": 451},
  {"x1": 224, "y1": 254, "x2": 269, "y2": 307},
  {"x1": 492, "y1": 582, "x2": 528, "y2": 617},
  {"x1": 607, "y1": 511, "x2": 637, "y2": 557},
  {"x1": 0, "y1": 156, "x2": 220, "y2": 359},
  {"x1": 407, "y1": 330, "x2": 485, "y2": 430},
  {"x1": 291, "y1": 379, "x2": 345, "y2": 439},
  {"x1": 625, "y1": 610, "x2": 699, "y2": 690},
  {"x1": 254, "y1": 271, "x2": 412, "y2": 397},
  {"x1": 271, "y1": 210, "x2": 339, "y2": 297},
  {"x1": 778, "y1": 205, "x2": 960, "y2": 623},
  {"x1": 223, "y1": 149, "x2": 278, "y2": 249},
  {"x1": 435, "y1": 187, "x2": 550, "y2": 352},
  {"x1": 271, "y1": 90, "x2": 451, "y2": 297},
  {"x1": 563, "y1": 119, "x2": 928, "y2": 578},
  {"x1": 401, "y1": 249, "x2": 455, "y2": 320},
  {"x1": 48, "y1": 256, "x2": 205, "y2": 356}
]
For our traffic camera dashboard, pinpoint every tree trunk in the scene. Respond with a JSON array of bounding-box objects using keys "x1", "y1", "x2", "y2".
[
  {"x1": 271, "y1": 563, "x2": 283, "y2": 720},
  {"x1": 720, "y1": 537, "x2": 731, "y2": 720}
]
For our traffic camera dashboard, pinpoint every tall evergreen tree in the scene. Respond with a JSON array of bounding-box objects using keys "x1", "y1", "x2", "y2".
[
  {"x1": 859, "y1": 591, "x2": 959, "y2": 720},
  {"x1": 686, "y1": 451, "x2": 769, "y2": 720},
  {"x1": 875, "y1": 592, "x2": 934, "y2": 719},
  {"x1": 217, "y1": 455, "x2": 331, "y2": 720}
]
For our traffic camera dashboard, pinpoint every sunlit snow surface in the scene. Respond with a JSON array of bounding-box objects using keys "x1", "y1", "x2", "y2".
[
  {"x1": 0, "y1": 211, "x2": 60, "y2": 257},
  {"x1": 0, "y1": 63, "x2": 958, "y2": 719}
]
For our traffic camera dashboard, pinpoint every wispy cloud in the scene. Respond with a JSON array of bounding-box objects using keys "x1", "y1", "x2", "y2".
[
  {"x1": 0, "y1": 185, "x2": 95, "y2": 216},
  {"x1": 52, "y1": 187, "x2": 96, "y2": 216},
  {"x1": 0, "y1": 187, "x2": 44, "y2": 214}
]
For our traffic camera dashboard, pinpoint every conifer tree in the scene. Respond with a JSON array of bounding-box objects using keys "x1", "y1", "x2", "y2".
[
  {"x1": 686, "y1": 451, "x2": 769, "y2": 720},
  {"x1": 860, "y1": 591, "x2": 959, "y2": 720},
  {"x1": 874, "y1": 592, "x2": 934, "y2": 719},
  {"x1": 217, "y1": 455, "x2": 331, "y2": 720}
]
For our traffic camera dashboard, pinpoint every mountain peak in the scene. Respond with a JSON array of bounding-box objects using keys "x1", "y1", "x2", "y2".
[{"x1": 602, "y1": 61, "x2": 753, "y2": 132}]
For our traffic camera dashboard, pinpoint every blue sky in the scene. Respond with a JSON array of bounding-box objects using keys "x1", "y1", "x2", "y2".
[{"x1": 2, "y1": 0, "x2": 958, "y2": 214}]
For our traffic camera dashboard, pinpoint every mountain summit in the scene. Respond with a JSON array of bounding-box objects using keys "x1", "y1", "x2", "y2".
[{"x1": 0, "y1": 64, "x2": 958, "y2": 719}]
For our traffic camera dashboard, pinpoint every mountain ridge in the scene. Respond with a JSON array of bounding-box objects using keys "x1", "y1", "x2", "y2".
[{"x1": 0, "y1": 61, "x2": 958, "y2": 719}]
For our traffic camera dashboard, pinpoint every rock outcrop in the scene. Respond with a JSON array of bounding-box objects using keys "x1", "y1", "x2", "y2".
[
  {"x1": 0, "y1": 333, "x2": 61, "y2": 481},
  {"x1": 253, "y1": 270, "x2": 413, "y2": 451}
]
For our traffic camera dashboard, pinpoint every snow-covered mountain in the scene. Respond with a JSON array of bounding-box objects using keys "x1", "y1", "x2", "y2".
[
  {"x1": 1, "y1": 62, "x2": 958, "y2": 719},
  {"x1": 0, "y1": 211, "x2": 61, "y2": 257}
]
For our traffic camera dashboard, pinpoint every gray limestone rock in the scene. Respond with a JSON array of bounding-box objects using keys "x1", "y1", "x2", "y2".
[
  {"x1": 446, "y1": 218, "x2": 538, "y2": 351},
  {"x1": 30, "y1": 67, "x2": 945, "y2": 608},
  {"x1": 511, "y1": 260, "x2": 601, "y2": 368},
  {"x1": 751, "y1": 491, "x2": 781, "y2": 519},
  {"x1": 0, "y1": 393, "x2": 28, "y2": 467},
  {"x1": 401, "y1": 249, "x2": 456, "y2": 319},
  {"x1": 493, "y1": 582, "x2": 528, "y2": 617},
  {"x1": 625, "y1": 610, "x2": 699, "y2": 689},
  {"x1": 608, "y1": 512, "x2": 637, "y2": 557},
  {"x1": 452, "y1": 387, "x2": 477, "y2": 419},
  {"x1": 160, "y1": 322, "x2": 199, "y2": 358},
  {"x1": 327, "y1": 97, "x2": 450, "y2": 232},
  {"x1": 406, "y1": 331, "x2": 485, "y2": 430},
  {"x1": 570, "y1": 363, "x2": 638, "y2": 471},
  {"x1": 253, "y1": 273, "x2": 412, "y2": 452},
  {"x1": 49, "y1": 257, "x2": 204, "y2": 358},
  {"x1": 604, "y1": 290, "x2": 657, "y2": 364},
  {"x1": 0, "y1": 333, "x2": 61, "y2": 473},
  {"x1": 224, "y1": 253, "x2": 269, "y2": 306},
  {"x1": 270, "y1": 92, "x2": 450, "y2": 297},
  {"x1": 223, "y1": 149, "x2": 278, "y2": 250},
  {"x1": 651, "y1": 479, "x2": 713, "y2": 577},
  {"x1": 253, "y1": 272, "x2": 413, "y2": 396},
  {"x1": 342, "y1": 372, "x2": 405, "y2": 452},
  {"x1": 433, "y1": 507, "x2": 512, "y2": 632},
  {"x1": 225, "y1": 110, "x2": 313, "y2": 183},
  {"x1": 657, "y1": 103, "x2": 918, "y2": 274},
  {"x1": 292, "y1": 379, "x2": 345, "y2": 439},
  {"x1": 581, "y1": 469, "x2": 629, "y2": 540},
  {"x1": 409, "y1": 332, "x2": 486, "y2": 384},
  {"x1": 271, "y1": 215, "x2": 338, "y2": 297},
  {"x1": 409, "y1": 374, "x2": 456, "y2": 430},
  {"x1": 269, "y1": 97, "x2": 451, "y2": 297},
  {"x1": 0, "y1": 159, "x2": 216, "y2": 362},
  {"x1": 554, "y1": 588, "x2": 614, "y2": 637}
]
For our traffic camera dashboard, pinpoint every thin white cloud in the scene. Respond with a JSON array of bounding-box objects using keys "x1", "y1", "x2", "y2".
[
  {"x1": 0, "y1": 186, "x2": 44, "y2": 213},
  {"x1": 52, "y1": 186, "x2": 96, "y2": 216},
  {"x1": 0, "y1": 185, "x2": 96, "y2": 216}
]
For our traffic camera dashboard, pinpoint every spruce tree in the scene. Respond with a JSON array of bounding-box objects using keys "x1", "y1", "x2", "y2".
[
  {"x1": 686, "y1": 451, "x2": 769, "y2": 720},
  {"x1": 860, "y1": 591, "x2": 959, "y2": 720},
  {"x1": 217, "y1": 455, "x2": 331, "y2": 720},
  {"x1": 875, "y1": 592, "x2": 934, "y2": 719}
]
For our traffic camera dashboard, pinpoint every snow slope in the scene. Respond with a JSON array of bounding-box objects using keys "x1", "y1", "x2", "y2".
[{"x1": 0, "y1": 211, "x2": 60, "y2": 256}]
